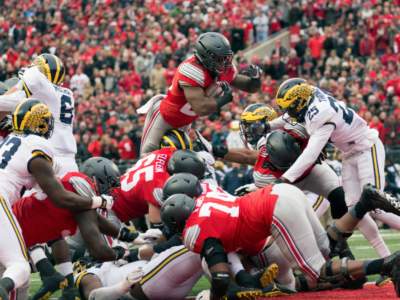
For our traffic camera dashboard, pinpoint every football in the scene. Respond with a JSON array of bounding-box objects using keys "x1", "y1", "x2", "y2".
[{"x1": 204, "y1": 82, "x2": 224, "y2": 98}]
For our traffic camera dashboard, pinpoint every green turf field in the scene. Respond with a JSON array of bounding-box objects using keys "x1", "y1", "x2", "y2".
[{"x1": 26, "y1": 229, "x2": 400, "y2": 299}]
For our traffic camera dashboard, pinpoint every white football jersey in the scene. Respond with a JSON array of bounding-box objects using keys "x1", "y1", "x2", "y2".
[
  {"x1": 328, "y1": 159, "x2": 342, "y2": 181},
  {"x1": 0, "y1": 67, "x2": 76, "y2": 157},
  {"x1": 0, "y1": 133, "x2": 53, "y2": 206},
  {"x1": 304, "y1": 87, "x2": 369, "y2": 153}
]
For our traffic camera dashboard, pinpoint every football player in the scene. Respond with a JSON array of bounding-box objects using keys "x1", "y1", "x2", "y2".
[
  {"x1": 161, "y1": 173, "x2": 400, "y2": 300},
  {"x1": 0, "y1": 54, "x2": 77, "y2": 175},
  {"x1": 256, "y1": 78, "x2": 400, "y2": 284},
  {"x1": 0, "y1": 82, "x2": 13, "y2": 142},
  {"x1": 138, "y1": 32, "x2": 263, "y2": 156},
  {"x1": 0, "y1": 99, "x2": 114, "y2": 300}
]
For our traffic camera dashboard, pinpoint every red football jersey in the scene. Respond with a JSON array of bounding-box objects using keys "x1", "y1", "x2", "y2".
[
  {"x1": 183, "y1": 183, "x2": 278, "y2": 254},
  {"x1": 112, "y1": 148, "x2": 175, "y2": 222},
  {"x1": 13, "y1": 172, "x2": 98, "y2": 248},
  {"x1": 253, "y1": 131, "x2": 312, "y2": 188},
  {"x1": 159, "y1": 56, "x2": 237, "y2": 128}
]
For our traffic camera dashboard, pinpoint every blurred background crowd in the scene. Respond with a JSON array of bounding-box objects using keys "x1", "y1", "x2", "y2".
[{"x1": 1, "y1": 0, "x2": 400, "y2": 198}]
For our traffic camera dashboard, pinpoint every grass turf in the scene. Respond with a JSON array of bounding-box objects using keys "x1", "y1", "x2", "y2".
[{"x1": 26, "y1": 229, "x2": 400, "y2": 299}]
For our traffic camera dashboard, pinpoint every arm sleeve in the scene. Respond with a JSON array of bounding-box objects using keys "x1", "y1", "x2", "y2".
[
  {"x1": 283, "y1": 124, "x2": 334, "y2": 182},
  {"x1": 269, "y1": 115, "x2": 287, "y2": 131},
  {"x1": 0, "y1": 90, "x2": 27, "y2": 111}
]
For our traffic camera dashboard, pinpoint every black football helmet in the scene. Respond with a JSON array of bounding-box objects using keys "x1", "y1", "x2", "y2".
[
  {"x1": 167, "y1": 150, "x2": 206, "y2": 180},
  {"x1": 162, "y1": 173, "x2": 203, "y2": 201},
  {"x1": 266, "y1": 130, "x2": 302, "y2": 170},
  {"x1": 80, "y1": 157, "x2": 121, "y2": 199},
  {"x1": 194, "y1": 32, "x2": 233, "y2": 76},
  {"x1": 161, "y1": 193, "x2": 196, "y2": 234},
  {"x1": 159, "y1": 128, "x2": 193, "y2": 150},
  {"x1": 0, "y1": 82, "x2": 8, "y2": 95}
]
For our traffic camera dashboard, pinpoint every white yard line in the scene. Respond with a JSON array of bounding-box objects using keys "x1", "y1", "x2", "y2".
[{"x1": 352, "y1": 233, "x2": 400, "y2": 238}]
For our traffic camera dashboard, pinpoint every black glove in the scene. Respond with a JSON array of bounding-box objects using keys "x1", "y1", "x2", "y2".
[
  {"x1": 243, "y1": 64, "x2": 263, "y2": 88},
  {"x1": 194, "y1": 129, "x2": 228, "y2": 159},
  {"x1": 315, "y1": 147, "x2": 327, "y2": 165},
  {"x1": 215, "y1": 81, "x2": 233, "y2": 109},
  {"x1": 125, "y1": 248, "x2": 140, "y2": 263},
  {"x1": 0, "y1": 115, "x2": 12, "y2": 132},
  {"x1": 113, "y1": 246, "x2": 128, "y2": 260},
  {"x1": 118, "y1": 227, "x2": 139, "y2": 243}
]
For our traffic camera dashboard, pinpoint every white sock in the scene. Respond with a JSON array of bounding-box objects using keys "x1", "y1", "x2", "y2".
[
  {"x1": 57, "y1": 262, "x2": 73, "y2": 277},
  {"x1": 249, "y1": 268, "x2": 259, "y2": 276},
  {"x1": 358, "y1": 214, "x2": 390, "y2": 257},
  {"x1": 371, "y1": 211, "x2": 400, "y2": 231},
  {"x1": 29, "y1": 247, "x2": 46, "y2": 265},
  {"x1": 88, "y1": 281, "x2": 130, "y2": 300},
  {"x1": 227, "y1": 252, "x2": 244, "y2": 278}
]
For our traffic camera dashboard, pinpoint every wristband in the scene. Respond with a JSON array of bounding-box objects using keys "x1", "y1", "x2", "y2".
[
  {"x1": 215, "y1": 93, "x2": 233, "y2": 110},
  {"x1": 15, "y1": 80, "x2": 24, "y2": 90},
  {"x1": 91, "y1": 197, "x2": 102, "y2": 209},
  {"x1": 126, "y1": 248, "x2": 140, "y2": 263}
]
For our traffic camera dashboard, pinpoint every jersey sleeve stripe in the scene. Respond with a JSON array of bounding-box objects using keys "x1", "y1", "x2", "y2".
[
  {"x1": 69, "y1": 177, "x2": 96, "y2": 197},
  {"x1": 23, "y1": 82, "x2": 32, "y2": 98},
  {"x1": 75, "y1": 271, "x2": 88, "y2": 289},
  {"x1": 183, "y1": 224, "x2": 201, "y2": 251},
  {"x1": 179, "y1": 64, "x2": 205, "y2": 86},
  {"x1": 27, "y1": 150, "x2": 53, "y2": 174},
  {"x1": 152, "y1": 188, "x2": 164, "y2": 207}
]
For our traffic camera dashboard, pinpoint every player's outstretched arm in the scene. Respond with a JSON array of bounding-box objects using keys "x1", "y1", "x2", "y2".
[
  {"x1": 30, "y1": 158, "x2": 111, "y2": 211},
  {"x1": 231, "y1": 65, "x2": 263, "y2": 93},
  {"x1": 72, "y1": 209, "x2": 124, "y2": 262},
  {"x1": 183, "y1": 83, "x2": 233, "y2": 116}
]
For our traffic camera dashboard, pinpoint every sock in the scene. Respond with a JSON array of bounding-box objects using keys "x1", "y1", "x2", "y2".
[
  {"x1": 88, "y1": 281, "x2": 129, "y2": 300},
  {"x1": 349, "y1": 202, "x2": 368, "y2": 220},
  {"x1": 30, "y1": 247, "x2": 47, "y2": 265},
  {"x1": 58, "y1": 262, "x2": 73, "y2": 276},
  {"x1": 227, "y1": 252, "x2": 244, "y2": 278},
  {"x1": 36, "y1": 258, "x2": 57, "y2": 278},
  {"x1": 70, "y1": 249, "x2": 88, "y2": 263},
  {"x1": 358, "y1": 215, "x2": 390, "y2": 257},
  {"x1": 0, "y1": 277, "x2": 14, "y2": 292},
  {"x1": 363, "y1": 258, "x2": 384, "y2": 275}
]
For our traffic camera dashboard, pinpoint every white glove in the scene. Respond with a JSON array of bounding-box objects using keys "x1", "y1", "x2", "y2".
[
  {"x1": 123, "y1": 267, "x2": 144, "y2": 290},
  {"x1": 52, "y1": 159, "x2": 62, "y2": 175},
  {"x1": 131, "y1": 232, "x2": 150, "y2": 245},
  {"x1": 195, "y1": 130, "x2": 213, "y2": 154},
  {"x1": 196, "y1": 290, "x2": 211, "y2": 300},
  {"x1": 234, "y1": 183, "x2": 259, "y2": 196},
  {"x1": 114, "y1": 257, "x2": 130, "y2": 267},
  {"x1": 141, "y1": 229, "x2": 162, "y2": 244},
  {"x1": 198, "y1": 151, "x2": 216, "y2": 166},
  {"x1": 18, "y1": 67, "x2": 28, "y2": 80},
  {"x1": 92, "y1": 195, "x2": 114, "y2": 211}
]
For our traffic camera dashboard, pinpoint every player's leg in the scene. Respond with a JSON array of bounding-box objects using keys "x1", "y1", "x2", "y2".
[
  {"x1": 138, "y1": 245, "x2": 204, "y2": 300},
  {"x1": 342, "y1": 155, "x2": 390, "y2": 258},
  {"x1": 0, "y1": 197, "x2": 31, "y2": 300},
  {"x1": 304, "y1": 192, "x2": 330, "y2": 219},
  {"x1": 299, "y1": 162, "x2": 347, "y2": 219},
  {"x1": 0, "y1": 263, "x2": 29, "y2": 300},
  {"x1": 140, "y1": 96, "x2": 172, "y2": 156}
]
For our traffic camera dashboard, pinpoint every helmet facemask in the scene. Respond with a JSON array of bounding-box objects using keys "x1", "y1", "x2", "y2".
[
  {"x1": 208, "y1": 51, "x2": 233, "y2": 76},
  {"x1": 278, "y1": 97, "x2": 308, "y2": 126},
  {"x1": 94, "y1": 166, "x2": 121, "y2": 201},
  {"x1": 239, "y1": 119, "x2": 266, "y2": 147}
]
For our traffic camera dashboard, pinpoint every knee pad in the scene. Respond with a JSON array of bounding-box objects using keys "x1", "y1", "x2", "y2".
[
  {"x1": 327, "y1": 220, "x2": 353, "y2": 258},
  {"x1": 318, "y1": 258, "x2": 352, "y2": 283},
  {"x1": 327, "y1": 187, "x2": 348, "y2": 219}
]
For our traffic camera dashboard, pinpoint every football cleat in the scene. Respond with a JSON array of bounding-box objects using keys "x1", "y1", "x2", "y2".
[
  {"x1": 341, "y1": 276, "x2": 367, "y2": 290},
  {"x1": 262, "y1": 282, "x2": 297, "y2": 297},
  {"x1": 32, "y1": 272, "x2": 68, "y2": 300},
  {"x1": 57, "y1": 287, "x2": 82, "y2": 300},
  {"x1": 360, "y1": 184, "x2": 400, "y2": 216},
  {"x1": 252, "y1": 264, "x2": 278, "y2": 289},
  {"x1": 381, "y1": 250, "x2": 400, "y2": 297},
  {"x1": 222, "y1": 283, "x2": 263, "y2": 300},
  {"x1": 376, "y1": 275, "x2": 391, "y2": 287},
  {"x1": 0, "y1": 286, "x2": 9, "y2": 300}
]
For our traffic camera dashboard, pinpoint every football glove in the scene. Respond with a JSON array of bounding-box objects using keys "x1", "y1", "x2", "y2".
[
  {"x1": 52, "y1": 159, "x2": 62, "y2": 175},
  {"x1": 196, "y1": 290, "x2": 211, "y2": 300},
  {"x1": 18, "y1": 67, "x2": 28, "y2": 80},
  {"x1": 194, "y1": 130, "x2": 228, "y2": 159},
  {"x1": 243, "y1": 64, "x2": 263, "y2": 88},
  {"x1": 118, "y1": 227, "x2": 151, "y2": 245},
  {"x1": 141, "y1": 228, "x2": 163, "y2": 244},
  {"x1": 218, "y1": 81, "x2": 233, "y2": 97},
  {"x1": 315, "y1": 147, "x2": 328, "y2": 165},
  {"x1": 112, "y1": 240, "x2": 129, "y2": 260},
  {"x1": 124, "y1": 267, "x2": 144, "y2": 290},
  {"x1": 92, "y1": 195, "x2": 114, "y2": 211},
  {"x1": 0, "y1": 115, "x2": 12, "y2": 132},
  {"x1": 234, "y1": 183, "x2": 259, "y2": 196}
]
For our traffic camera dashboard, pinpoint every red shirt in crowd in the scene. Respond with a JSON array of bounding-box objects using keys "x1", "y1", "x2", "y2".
[
  {"x1": 118, "y1": 138, "x2": 136, "y2": 160},
  {"x1": 164, "y1": 67, "x2": 177, "y2": 87},
  {"x1": 88, "y1": 139, "x2": 101, "y2": 157},
  {"x1": 307, "y1": 34, "x2": 325, "y2": 59}
]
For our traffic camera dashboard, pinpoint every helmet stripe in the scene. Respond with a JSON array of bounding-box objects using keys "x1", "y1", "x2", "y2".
[
  {"x1": 20, "y1": 103, "x2": 44, "y2": 131},
  {"x1": 184, "y1": 132, "x2": 193, "y2": 150},
  {"x1": 46, "y1": 55, "x2": 57, "y2": 84},
  {"x1": 163, "y1": 136, "x2": 177, "y2": 149},
  {"x1": 13, "y1": 101, "x2": 26, "y2": 131},
  {"x1": 52, "y1": 55, "x2": 60, "y2": 85},
  {"x1": 172, "y1": 129, "x2": 185, "y2": 149},
  {"x1": 57, "y1": 65, "x2": 65, "y2": 85}
]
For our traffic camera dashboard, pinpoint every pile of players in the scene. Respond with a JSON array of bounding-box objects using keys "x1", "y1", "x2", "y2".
[{"x1": 0, "y1": 31, "x2": 399, "y2": 300}]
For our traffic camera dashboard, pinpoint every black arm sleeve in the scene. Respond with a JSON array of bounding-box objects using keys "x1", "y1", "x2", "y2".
[{"x1": 153, "y1": 234, "x2": 183, "y2": 254}]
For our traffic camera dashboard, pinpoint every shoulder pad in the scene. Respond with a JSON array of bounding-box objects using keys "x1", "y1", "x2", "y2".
[
  {"x1": 284, "y1": 123, "x2": 310, "y2": 139},
  {"x1": 179, "y1": 62, "x2": 205, "y2": 87},
  {"x1": 69, "y1": 176, "x2": 96, "y2": 197}
]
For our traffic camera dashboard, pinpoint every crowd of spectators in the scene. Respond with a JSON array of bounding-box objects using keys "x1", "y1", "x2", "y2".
[{"x1": 1, "y1": 0, "x2": 400, "y2": 165}]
